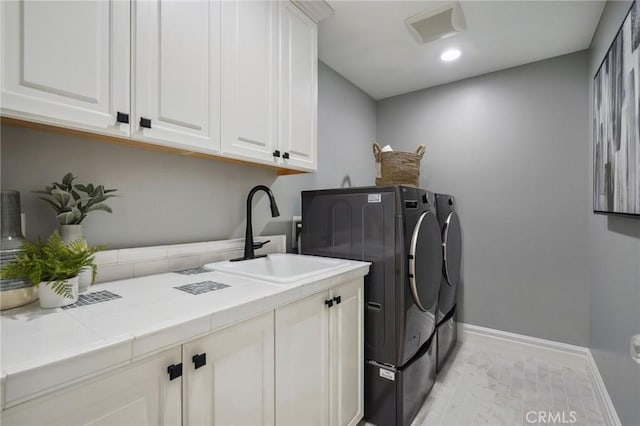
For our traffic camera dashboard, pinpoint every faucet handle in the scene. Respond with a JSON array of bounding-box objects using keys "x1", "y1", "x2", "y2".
[{"x1": 252, "y1": 240, "x2": 271, "y2": 250}]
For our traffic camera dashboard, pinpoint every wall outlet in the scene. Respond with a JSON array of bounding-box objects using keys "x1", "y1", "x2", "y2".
[{"x1": 292, "y1": 216, "x2": 302, "y2": 253}]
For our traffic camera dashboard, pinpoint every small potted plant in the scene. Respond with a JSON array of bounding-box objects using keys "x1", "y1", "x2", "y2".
[
  {"x1": 34, "y1": 172, "x2": 119, "y2": 244},
  {"x1": 0, "y1": 232, "x2": 100, "y2": 308}
]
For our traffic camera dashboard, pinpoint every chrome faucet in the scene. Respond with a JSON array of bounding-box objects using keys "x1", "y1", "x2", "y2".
[{"x1": 231, "y1": 185, "x2": 280, "y2": 262}]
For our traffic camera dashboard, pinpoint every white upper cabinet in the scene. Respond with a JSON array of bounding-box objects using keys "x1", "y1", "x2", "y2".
[
  {"x1": 221, "y1": 0, "x2": 279, "y2": 164},
  {"x1": 220, "y1": 0, "x2": 318, "y2": 171},
  {"x1": 279, "y1": 2, "x2": 318, "y2": 171},
  {"x1": 1, "y1": 0, "x2": 318, "y2": 172},
  {"x1": 1, "y1": 0, "x2": 130, "y2": 136},
  {"x1": 133, "y1": 0, "x2": 221, "y2": 152}
]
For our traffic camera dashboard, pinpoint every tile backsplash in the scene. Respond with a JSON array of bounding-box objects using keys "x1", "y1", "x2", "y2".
[{"x1": 93, "y1": 235, "x2": 286, "y2": 283}]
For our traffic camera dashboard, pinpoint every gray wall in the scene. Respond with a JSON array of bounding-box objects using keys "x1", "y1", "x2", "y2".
[
  {"x1": 0, "y1": 61, "x2": 377, "y2": 250},
  {"x1": 268, "y1": 61, "x2": 378, "y2": 236},
  {"x1": 588, "y1": 2, "x2": 640, "y2": 424},
  {"x1": 377, "y1": 52, "x2": 591, "y2": 346}
]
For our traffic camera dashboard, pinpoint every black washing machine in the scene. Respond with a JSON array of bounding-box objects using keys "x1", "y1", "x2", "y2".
[
  {"x1": 435, "y1": 193, "x2": 462, "y2": 371},
  {"x1": 301, "y1": 185, "x2": 442, "y2": 426}
]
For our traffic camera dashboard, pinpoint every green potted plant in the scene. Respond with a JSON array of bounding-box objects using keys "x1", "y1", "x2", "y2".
[
  {"x1": 34, "y1": 172, "x2": 119, "y2": 244},
  {"x1": 0, "y1": 232, "x2": 100, "y2": 308}
]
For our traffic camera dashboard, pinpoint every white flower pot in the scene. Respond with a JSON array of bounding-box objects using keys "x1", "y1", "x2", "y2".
[
  {"x1": 78, "y1": 266, "x2": 93, "y2": 292},
  {"x1": 38, "y1": 276, "x2": 79, "y2": 308},
  {"x1": 60, "y1": 224, "x2": 85, "y2": 245}
]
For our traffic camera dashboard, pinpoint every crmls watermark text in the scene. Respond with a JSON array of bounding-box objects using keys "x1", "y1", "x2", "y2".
[{"x1": 525, "y1": 411, "x2": 578, "y2": 424}]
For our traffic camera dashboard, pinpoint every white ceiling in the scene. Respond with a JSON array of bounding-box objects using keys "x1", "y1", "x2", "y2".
[{"x1": 318, "y1": 1, "x2": 605, "y2": 100}]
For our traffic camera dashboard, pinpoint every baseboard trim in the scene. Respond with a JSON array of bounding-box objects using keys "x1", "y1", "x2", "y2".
[
  {"x1": 459, "y1": 323, "x2": 589, "y2": 356},
  {"x1": 459, "y1": 323, "x2": 621, "y2": 426},
  {"x1": 585, "y1": 351, "x2": 622, "y2": 426}
]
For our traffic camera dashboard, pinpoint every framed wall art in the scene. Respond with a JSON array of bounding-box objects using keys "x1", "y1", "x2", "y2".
[{"x1": 593, "y1": 1, "x2": 640, "y2": 217}]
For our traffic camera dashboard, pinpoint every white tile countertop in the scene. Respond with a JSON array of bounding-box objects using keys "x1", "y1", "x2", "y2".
[{"x1": 0, "y1": 256, "x2": 369, "y2": 409}]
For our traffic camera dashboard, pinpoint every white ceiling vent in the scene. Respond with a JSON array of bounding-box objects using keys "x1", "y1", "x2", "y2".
[{"x1": 405, "y1": 2, "x2": 467, "y2": 45}]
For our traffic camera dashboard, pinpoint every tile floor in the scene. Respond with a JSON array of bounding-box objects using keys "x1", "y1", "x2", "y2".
[{"x1": 411, "y1": 338, "x2": 607, "y2": 426}]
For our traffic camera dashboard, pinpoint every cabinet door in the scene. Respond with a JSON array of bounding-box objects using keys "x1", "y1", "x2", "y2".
[
  {"x1": 275, "y1": 290, "x2": 330, "y2": 426},
  {"x1": 221, "y1": 0, "x2": 279, "y2": 164},
  {"x1": 330, "y1": 279, "x2": 364, "y2": 426},
  {"x1": 279, "y1": 2, "x2": 318, "y2": 171},
  {"x1": 133, "y1": 0, "x2": 221, "y2": 152},
  {"x1": 183, "y1": 312, "x2": 274, "y2": 426},
  {"x1": 1, "y1": 0, "x2": 130, "y2": 136},
  {"x1": 0, "y1": 347, "x2": 182, "y2": 426}
]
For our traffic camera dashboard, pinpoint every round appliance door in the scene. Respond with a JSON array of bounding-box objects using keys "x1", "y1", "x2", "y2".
[
  {"x1": 442, "y1": 212, "x2": 462, "y2": 287},
  {"x1": 409, "y1": 210, "x2": 443, "y2": 312}
]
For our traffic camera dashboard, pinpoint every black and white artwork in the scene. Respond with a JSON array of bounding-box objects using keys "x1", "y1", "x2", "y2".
[{"x1": 593, "y1": 1, "x2": 640, "y2": 216}]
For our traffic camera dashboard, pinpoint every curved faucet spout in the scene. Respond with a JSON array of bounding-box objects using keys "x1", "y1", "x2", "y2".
[{"x1": 232, "y1": 185, "x2": 280, "y2": 262}]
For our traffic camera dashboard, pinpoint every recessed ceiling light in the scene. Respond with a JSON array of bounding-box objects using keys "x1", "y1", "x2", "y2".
[{"x1": 440, "y1": 48, "x2": 461, "y2": 62}]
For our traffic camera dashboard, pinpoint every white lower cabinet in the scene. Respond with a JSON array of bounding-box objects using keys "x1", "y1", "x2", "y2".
[
  {"x1": 0, "y1": 279, "x2": 363, "y2": 426},
  {"x1": 0, "y1": 347, "x2": 182, "y2": 426},
  {"x1": 183, "y1": 311, "x2": 275, "y2": 426},
  {"x1": 329, "y1": 279, "x2": 364, "y2": 426},
  {"x1": 275, "y1": 279, "x2": 364, "y2": 426},
  {"x1": 275, "y1": 290, "x2": 330, "y2": 425}
]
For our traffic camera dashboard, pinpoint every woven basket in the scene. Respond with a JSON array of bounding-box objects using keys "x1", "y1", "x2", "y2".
[{"x1": 373, "y1": 143, "x2": 425, "y2": 186}]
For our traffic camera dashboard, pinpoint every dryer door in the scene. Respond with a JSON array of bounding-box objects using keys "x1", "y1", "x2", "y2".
[
  {"x1": 408, "y1": 211, "x2": 442, "y2": 313},
  {"x1": 442, "y1": 211, "x2": 462, "y2": 287}
]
